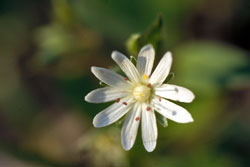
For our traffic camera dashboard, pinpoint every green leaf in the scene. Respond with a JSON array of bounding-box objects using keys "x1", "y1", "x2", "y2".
[
  {"x1": 138, "y1": 14, "x2": 164, "y2": 51},
  {"x1": 126, "y1": 14, "x2": 164, "y2": 56}
]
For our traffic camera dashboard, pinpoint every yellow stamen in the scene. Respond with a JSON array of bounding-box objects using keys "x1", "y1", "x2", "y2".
[
  {"x1": 133, "y1": 84, "x2": 151, "y2": 102},
  {"x1": 143, "y1": 74, "x2": 148, "y2": 80}
]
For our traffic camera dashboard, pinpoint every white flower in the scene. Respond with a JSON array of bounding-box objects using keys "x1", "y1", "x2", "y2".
[{"x1": 85, "y1": 44, "x2": 195, "y2": 152}]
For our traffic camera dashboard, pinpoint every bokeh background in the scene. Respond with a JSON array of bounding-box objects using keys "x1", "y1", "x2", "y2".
[{"x1": 0, "y1": 0, "x2": 250, "y2": 167}]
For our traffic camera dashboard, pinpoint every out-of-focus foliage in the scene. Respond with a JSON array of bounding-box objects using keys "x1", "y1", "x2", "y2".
[
  {"x1": 174, "y1": 42, "x2": 250, "y2": 94},
  {"x1": 0, "y1": 0, "x2": 250, "y2": 167}
]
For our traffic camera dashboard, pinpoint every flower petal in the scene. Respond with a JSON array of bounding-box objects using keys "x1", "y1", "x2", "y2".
[
  {"x1": 137, "y1": 44, "x2": 155, "y2": 77},
  {"x1": 111, "y1": 51, "x2": 140, "y2": 83},
  {"x1": 85, "y1": 87, "x2": 129, "y2": 103},
  {"x1": 121, "y1": 102, "x2": 141, "y2": 151},
  {"x1": 91, "y1": 66, "x2": 129, "y2": 87},
  {"x1": 149, "y1": 52, "x2": 172, "y2": 85},
  {"x1": 93, "y1": 97, "x2": 133, "y2": 128},
  {"x1": 141, "y1": 103, "x2": 157, "y2": 152},
  {"x1": 152, "y1": 97, "x2": 194, "y2": 123},
  {"x1": 155, "y1": 84, "x2": 195, "y2": 103}
]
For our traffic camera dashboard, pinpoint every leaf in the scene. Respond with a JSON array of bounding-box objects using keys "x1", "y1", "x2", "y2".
[
  {"x1": 138, "y1": 14, "x2": 164, "y2": 51},
  {"x1": 126, "y1": 14, "x2": 164, "y2": 56}
]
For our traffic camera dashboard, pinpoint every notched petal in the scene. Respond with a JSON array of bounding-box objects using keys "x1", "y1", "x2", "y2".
[
  {"x1": 121, "y1": 103, "x2": 141, "y2": 151},
  {"x1": 111, "y1": 51, "x2": 140, "y2": 83},
  {"x1": 93, "y1": 97, "x2": 133, "y2": 127},
  {"x1": 91, "y1": 66, "x2": 129, "y2": 87},
  {"x1": 149, "y1": 51, "x2": 172, "y2": 85},
  {"x1": 155, "y1": 84, "x2": 195, "y2": 103},
  {"x1": 141, "y1": 104, "x2": 157, "y2": 152},
  {"x1": 137, "y1": 44, "x2": 155, "y2": 76},
  {"x1": 85, "y1": 87, "x2": 128, "y2": 103},
  {"x1": 153, "y1": 97, "x2": 194, "y2": 123}
]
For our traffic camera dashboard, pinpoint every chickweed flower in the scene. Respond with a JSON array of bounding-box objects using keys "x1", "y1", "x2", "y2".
[{"x1": 85, "y1": 44, "x2": 195, "y2": 152}]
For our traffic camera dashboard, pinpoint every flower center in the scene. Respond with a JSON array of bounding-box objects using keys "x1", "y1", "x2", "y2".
[{"x1": 132, "y1": 84, "x2": 152, "y2": 102}]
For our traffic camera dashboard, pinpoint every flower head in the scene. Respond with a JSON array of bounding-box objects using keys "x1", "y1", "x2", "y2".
[{"x1": 85, "y1": 44, "x2": 195, "y2": 152}]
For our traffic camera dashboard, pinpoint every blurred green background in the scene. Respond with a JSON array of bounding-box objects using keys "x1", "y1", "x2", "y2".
[{"x1": 0, "y1": 0, "x2": 250, "y2": 166}]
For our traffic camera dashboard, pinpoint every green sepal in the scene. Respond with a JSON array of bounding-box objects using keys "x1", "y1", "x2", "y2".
[
  {"x1": 126, "y1": 33, "x2": 141, "y2": 56},
  {"x1": 156, "y1": 112, "x2": 168, "y2": 127},
  {"x1": 130, "y1": 56, "x2": 137, "y2": 66},
  {"x1": 115, "y1": 116, "x2": 125, "y2": 126},
  {"x1": 163, "y1": 72, "x2": 175, "y2": 84},
  {"x1": 99, "y1": 81, "x2": 107, "y2": 87}
]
